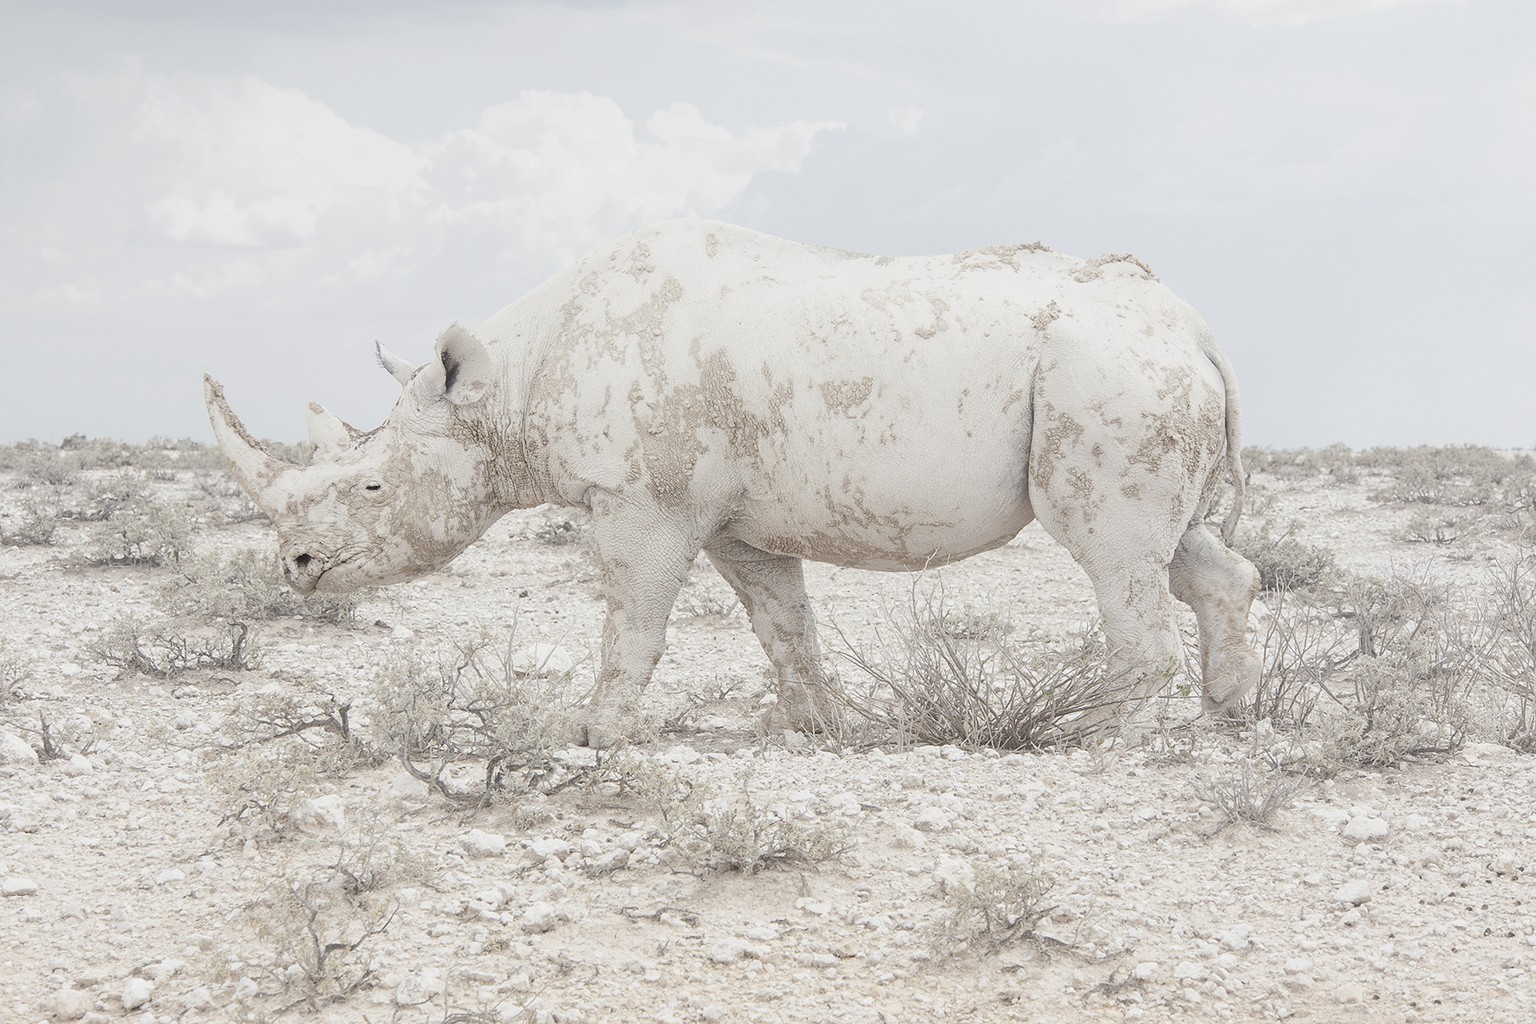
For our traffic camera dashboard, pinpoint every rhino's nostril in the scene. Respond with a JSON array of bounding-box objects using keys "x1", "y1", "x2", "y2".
[{"x1": 294, "y1": 553, "x2": 312, "y2": 570}]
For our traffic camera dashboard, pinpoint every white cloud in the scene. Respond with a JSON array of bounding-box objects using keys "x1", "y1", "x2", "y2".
[
  {"x1": 425, "y1": 91, "x2": 844, "y2": 265},
  {"x1": 39, "y1": 71, "x2": 843, "y2": 299},
  {"x1": 887, "y1": 104, "x2": 923, "y2": 137},
  {"x1": 1100, "y1": 0, "x2": 1461, "y2": 23}
]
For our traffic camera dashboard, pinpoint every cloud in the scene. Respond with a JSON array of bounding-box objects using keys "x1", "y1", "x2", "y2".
[
  {"x1": 1099, "y1": 0, "x2": 1462, "y2": 23},
  {"x1": 25, "y1": 69, "x2": 842, "y2": 305},
  {"x1": 425, "y1": 91, "x2": 843, "y2": 265},
  {"x1": 886, "y1": 104, "x2": 923, "y2": 137}
]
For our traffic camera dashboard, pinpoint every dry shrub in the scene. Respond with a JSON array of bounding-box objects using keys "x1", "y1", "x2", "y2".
[
  {"x1": 236, "y1": 823, "x2": 410, "y2": 1003},
  {"x1": 163, "y1": 547, "x2": 359, "y2": 624},
  {"x1": 0, "y1": 494, "x2": 61, "y2": 546},
  {"x1": 830, "y1": 582, "x2": 1132, "y2": 750},
  {"x1": 650, "y1": 769, "x2": 852, "y2": 875},
  {"x1": 1245, "y1": 573, "x2": 1473, "y2": 771},
  {"x1": 77, "y1": 481, "x2": 194, "y2": 567},
  {"x1": 1193, "y1": 760, "x2": 1311, "y2": 832},
  {"x1": 932, "y1": 859, "x2": 1058, "y2": 957},
  {"x1": 1471, "y1": 551, "x2": 1536, "y2": 750},
  {"x1": 367, "y1": 631, "x2": 590, "y2": 803},
  {"x1": 1235, "y1": 520, "x2": 1336, "y2": 593},
  {"x1": 91, "y1": 615, "x2": 259, "y2": 678},
  {"x1": 0, "y1": 640, "x2": 29, "y2": 707},
  {"x1": 1366, "y1": 445, "x2": 1535, "y2": 508}
]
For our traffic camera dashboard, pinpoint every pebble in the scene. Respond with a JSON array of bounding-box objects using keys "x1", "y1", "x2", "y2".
[
  {"x1": 520, "y1": 902, "x2": 567, "y2": 933},
  {"x1": 0, "y1": 731, "x2": 37, "y2": 766},
  {"x1": 913, "y1": 807, "x2": 950, "y2": 832},
  {"x1": 293, "y1": 794, "x2": 346, "y2": 832},
  {"x1": 48, "y1": 988, "x2": 95, "y2": 1020},
  {"x1": 60, "y1": 754, "x2": 93, "y2": 776},
  {"x1": 154, "y1": 868, "x2": 186, "y2": 886},
  {"x1": 380, "y1": 772, "x2": 431, "y2": 805},
  {"x1": 1343, "y1": 815, "x2": 1390, "y2": 842},
  {"x1": 120, "y1": 978, "x2": 154, "y2": 1010},
  {"x1": 707, "y1": 938, "x2": 766, "y2": 963},
  {"x1": 461, "y1": 829, "x2": 508, "y2": 857},
  {"x1": 2, "y1": 876, "x2": 38, "y2": 897},
  {"x1": 1335, "y1": 879, "x2": 1373, "y2": 906},
  {"x1": 395, "y1": 971, "x2": 437, "y2": 1007}
]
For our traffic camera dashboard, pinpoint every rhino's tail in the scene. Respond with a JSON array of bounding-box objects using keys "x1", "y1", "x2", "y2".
[{"x1": 1198, "y1": 329, "x2": 1246, "y2": 546}]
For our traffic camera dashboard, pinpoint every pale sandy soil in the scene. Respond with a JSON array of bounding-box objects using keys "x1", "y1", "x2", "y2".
[{"x1": 2, "y1": 458, "x2": 1534, "y2": 1024}]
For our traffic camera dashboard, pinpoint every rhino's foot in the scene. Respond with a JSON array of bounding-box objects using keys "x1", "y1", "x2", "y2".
[
  {"x1": 760, "y1": 685, "x2": 844, "y2": 737},
  {"x1": 1201, "y1": 649, "x2": 1262, "y2": 714},
  {"x1": 567, "y1": 709, "x2": 637, "y2": 750}
]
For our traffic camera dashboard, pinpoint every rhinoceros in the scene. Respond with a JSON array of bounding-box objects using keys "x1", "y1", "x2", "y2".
[{"x1": 204, "y1": 220, "x2": 1260, "y2": 747}]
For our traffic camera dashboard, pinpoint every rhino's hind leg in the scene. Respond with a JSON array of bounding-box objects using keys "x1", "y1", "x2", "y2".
[
  {"x1": 704, "y1": 538, "x2": 838, "y2": 735},
  {"x1": 1169, "y1": 523, "x2": 1261, "y2": 713},
  {"x1": 583, "y1": 496, "x2": 701, "y2": 748}
]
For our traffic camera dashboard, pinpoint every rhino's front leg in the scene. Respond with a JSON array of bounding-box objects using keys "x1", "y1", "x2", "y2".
[
  {"x1": 581, "y1": 496, "x2": 700, "y2": 748},
  {"x1": 704, "y1": 538, "x2": 841, "y2": 735}
]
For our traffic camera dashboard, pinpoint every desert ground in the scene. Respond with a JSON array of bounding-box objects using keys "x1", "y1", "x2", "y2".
[{"x1": 2, "y1": 440, "x2": 1535, "y2": 1023}]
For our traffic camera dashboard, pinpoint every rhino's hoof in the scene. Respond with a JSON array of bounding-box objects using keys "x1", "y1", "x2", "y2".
[
  {"x1": 760, "y1": 690, "x2": 844, "y2": 737},
  {"x1": 568, "y1": 715, "x2": 628, "y2": 750}
]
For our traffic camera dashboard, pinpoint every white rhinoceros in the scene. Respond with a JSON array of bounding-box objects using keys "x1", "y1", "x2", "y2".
[{"x1": 205, "y1": 220, "x2": 1260, "y2": 747}]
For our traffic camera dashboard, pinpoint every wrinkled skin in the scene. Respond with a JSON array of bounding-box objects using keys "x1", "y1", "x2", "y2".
[{"x1": 207, "y1": 220, "x2": 1261, "y2": 747}]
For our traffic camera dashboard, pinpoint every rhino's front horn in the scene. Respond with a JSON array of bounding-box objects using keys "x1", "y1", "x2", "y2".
[{"x1": 203, "y1": 375, "x2": 291, "y2": 513}]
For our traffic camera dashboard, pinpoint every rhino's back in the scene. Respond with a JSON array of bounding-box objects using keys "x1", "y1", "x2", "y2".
[{"x1": 519, "y1": 221, "x2": 1210, "y2": 569}]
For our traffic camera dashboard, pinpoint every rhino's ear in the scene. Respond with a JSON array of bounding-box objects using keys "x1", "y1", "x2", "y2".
[
  {"x1": 434, "y1": 323, "x2": 494, "y2": 406},
  {"x1": 306, "y1": 402, "x2": 360, "y2": 458},
  {"x1": 375, "y1": 341, "x2": 416, "y2": 387}
]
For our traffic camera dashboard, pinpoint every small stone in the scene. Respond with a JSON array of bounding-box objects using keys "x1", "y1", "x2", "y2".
[
  {"x1": 0, "y1": 731, "x2": 37, "y2": 766},
  {"x1": 292, "y1": 794, "x2": 345, "y2": 833},
  {"x1": 528, "y1": 837, "x2": 575, "y2": 861},
  {"x1": 48, "y1": 988, "x2": 94, "y2": 1020},
  {"x1": 1334, "y1": 981, "x2": 1367, "y2": 1004},
  {"x1": 1219, "y1": 924, "x2": 1253, "y2": 950},
  {"x1": 1343, "y1": 815, "x2": 1389, "y2": 842},
  {"x1": 1133, "y1": 962, "x2": 1160, "y2": 981},
  {"x1": 707, "y1": 938, "x2": 766, "y2": 964},
  {"x1": 1492, "y1": 852, "x2": 1522, "y2": 877},
  {"x1": 380, "y1": 772, "x2": 431, "y2": 805},
  {"x1": 154, "y1": 868, "x2": 186, "y2": 886},
  {"x1": 913, "y1": 807, "x2": 950, "y2": 832},
  {"x1": 121, "y1": 977, "x2": 154, "y2": 1010},
  {"x1": 1335, "y1": 879, "x2": 1373, "y2": 906},
  {"x1": 460, "y1": 829, "x2": 507, "y2": 858},
  {"x1": 61, "y1": 754, "x2": 93, "y2": 776},
  {"x1": 520, "y1": 902, "x2": 566, "y2": 933},
  {"x1": 2, "y1": 876, "x2": 38, "y2": 897},
  {"x1": 390, "y1": 626, "x2": 415, "y2": 640},
  {"x1": 395, "y1": 972, "x2": 435, "y2": 1007}
]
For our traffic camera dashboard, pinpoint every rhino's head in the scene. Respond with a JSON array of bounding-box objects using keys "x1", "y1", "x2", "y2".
[{"x1": 205, "y1": 324, "x2": 526, "y2": 594}]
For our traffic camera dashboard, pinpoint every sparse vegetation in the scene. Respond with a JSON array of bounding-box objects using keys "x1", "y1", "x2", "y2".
[
  {"x1": 831, "y1": 583, "x2": 1131, "y2": 749},
  {"x1": 1193, "y1": 760, "x2": 1311, "y2": 832},
  {"x1": 91, "y1": 615, "x2": 259, "y2": 678},
  {"x1": 367, "y1": 631, "x2": 590, "y2": 803},
  {"x1": 163, "y1": 547, "x2": 359, "y2": 624},
  {"x1": 1234, "y1": 520, "x2": 1336, "y2": 593},
  {"x1": 932, "y1": 859, "x2": 1059, "y2": 956},
  {"x1": 237, "y1": 825, "x2": 409, "y2": 1002}
]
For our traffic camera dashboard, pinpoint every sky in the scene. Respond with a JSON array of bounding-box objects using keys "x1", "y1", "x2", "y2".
[{"x1": 1, "y1": 0, "x2": 1531, "y2": 448}]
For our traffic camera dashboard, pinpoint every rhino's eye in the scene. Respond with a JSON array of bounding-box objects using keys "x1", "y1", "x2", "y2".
[{"x1": 364, "y1": 482, "x2": 383, "y2": 492}]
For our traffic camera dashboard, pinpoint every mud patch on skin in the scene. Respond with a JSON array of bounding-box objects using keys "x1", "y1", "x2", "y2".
[
  {"x1": 817, "y1": 377, "x2": 875, "y2": 415},
  {"x1": 1072, "y1": 253, "x2": 1158, "y2": 284},
  {"x1": 1031, "y1": 301, "x2": 1062, "y2": 334},
  {"x1": 1034, "y1": 406, "x2": 1084, "y2": 489}
]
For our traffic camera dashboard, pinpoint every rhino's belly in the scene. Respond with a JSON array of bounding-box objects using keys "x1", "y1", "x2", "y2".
[{"x1": 728, "y1": 459, "x2": 1033, "y2": 571}]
